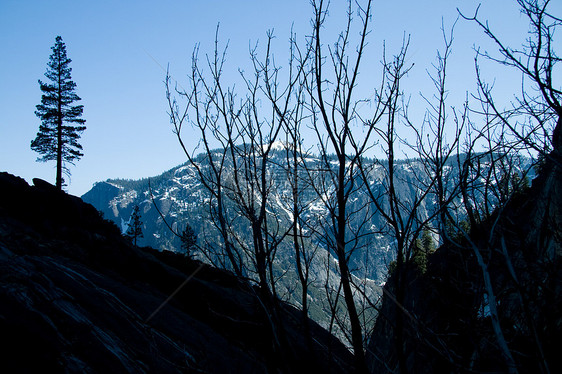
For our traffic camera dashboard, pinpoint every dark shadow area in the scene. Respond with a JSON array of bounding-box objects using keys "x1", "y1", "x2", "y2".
[{"x1": 0, "y1": 172, "x2": 353, "y2": 373}]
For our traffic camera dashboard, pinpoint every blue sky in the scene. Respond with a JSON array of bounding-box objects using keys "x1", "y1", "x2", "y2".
[{"x1": 1, "y1": 0, "x2": 556, "y2": 196}]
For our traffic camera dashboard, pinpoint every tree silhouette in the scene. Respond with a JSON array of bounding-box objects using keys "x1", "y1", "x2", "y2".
[
  {"x1": 180, "y1": 223, "x2": 197, "y2": 258},
  {"x1": 126, "y1": 205, "x2": 143, "y2": 246},
  {"x1": 31, "y1": 36, "x2": 86, "y2": 190}
]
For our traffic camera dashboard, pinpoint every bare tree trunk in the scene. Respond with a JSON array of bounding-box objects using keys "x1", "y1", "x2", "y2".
[{"x1": 306, "y1": 1, "x2": 374, "y2": 370}]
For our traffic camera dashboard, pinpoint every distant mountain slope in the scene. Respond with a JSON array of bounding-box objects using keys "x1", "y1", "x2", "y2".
[
  {"x1": 82, "y1": 152, "x2": 432, "y2": 284},
  {"x1": 82, "y1": 150, "x2": 534, "y2": 344},
  {"x1": 0, "y1": 172, "x2": 353, "y2": 373},
  {"x1": 83, "y1": 151, "x2": 531, "y2": 282},
  {"x1": 82, "y1": 151, "x2": 393, "y2": 336}
]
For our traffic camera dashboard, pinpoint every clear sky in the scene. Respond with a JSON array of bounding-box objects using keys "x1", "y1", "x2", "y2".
[{"x1": 1, "y1": 0, "x2": 558, "y2": 196}]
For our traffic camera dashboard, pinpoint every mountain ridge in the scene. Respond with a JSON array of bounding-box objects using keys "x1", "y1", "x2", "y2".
[{"x1": 82, "y1": 150, "x2": 533, "y2": 342}]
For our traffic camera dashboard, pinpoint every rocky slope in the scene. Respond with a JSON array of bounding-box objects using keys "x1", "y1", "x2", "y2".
[
  {"x1": 0, "y1": 172, "x2": 353, "y2": 373},
  {"x1": 366, "y1": 153, "x2": 562, "y2": 373}
]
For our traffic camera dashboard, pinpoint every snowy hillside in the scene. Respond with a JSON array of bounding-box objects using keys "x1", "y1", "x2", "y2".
[{"x1": 82, "y1": 148, "x2": 534, "y2": 338}]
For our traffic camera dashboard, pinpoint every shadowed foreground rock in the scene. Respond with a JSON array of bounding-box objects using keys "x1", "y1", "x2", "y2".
[
  {"x1": 0, "y1": 172, "x2": 353, "y2": 373},
  {"x1": 367, "y1": 154, "x2": 562, "y2": 373}
]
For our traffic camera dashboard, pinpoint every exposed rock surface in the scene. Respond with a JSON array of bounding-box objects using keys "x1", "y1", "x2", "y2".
[
  {"x1": 0, "y1": 172, "x2": 352, "y2": 373},
  {"x1": 367, "y1": 155, "x2": 562, "y2": 373}
]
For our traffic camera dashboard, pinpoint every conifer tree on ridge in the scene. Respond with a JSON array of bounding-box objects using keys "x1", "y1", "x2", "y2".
[
  {"x1": 31, "y1": 36, "x2": 86, "y2": 190},
  {"x1": 126, "y1": 205, "x2": 143, "y2": 246}
]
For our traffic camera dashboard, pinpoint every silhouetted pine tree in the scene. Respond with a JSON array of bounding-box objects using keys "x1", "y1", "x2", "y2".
[
  {"x1": 412, "y1": 227, "x2": 436, "y2": 274},
  {"x1": 126, "y1": 206, "x2": 143, "y2": 246},
  {"x1": 31, "y1": 36, "x2": 86, "y2": 190},
  {"x1": 180, "y1": 223, "x2": 197, "y2": 258}
]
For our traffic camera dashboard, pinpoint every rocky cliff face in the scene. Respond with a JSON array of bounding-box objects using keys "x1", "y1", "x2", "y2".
[
  {"x1": 366, "y1": 154, "x2": 562, "y2": 373},
  {"x1": 80, "y1": 154, "x2": 400, "y2": 285},
  {"x1": 0, "y1": 172, "x2": 352, "y2": 373}
]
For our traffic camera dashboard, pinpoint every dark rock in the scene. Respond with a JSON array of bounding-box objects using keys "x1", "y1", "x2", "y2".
[
  {"x1": 0, "y1": 172, "x2": 353, "y2": 373},
  {"x1": 32, "y1": 177, "x2": 58, "y2": 191},
  {"x1": 367, "y1": 155, "x2": 562, "y2": 373}
]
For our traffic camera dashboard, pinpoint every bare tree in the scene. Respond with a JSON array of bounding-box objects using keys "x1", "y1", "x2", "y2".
[
  {"x1": 406, "y1": 20, "x2": 467, "y2": 244},
  {"x1": 166, "y1": 35, "x2": 244, "y2": 277},
  {"x1": 424, "y1": 1, "x2": 562, "y2": 372},
  {"x1": 463, "y1": 0, "x2": 562, "y2": 159},
  {"x1": 163, "y1": 1, "x2": 560, "y2": 373},
  {"x1": 170, "y1": 1, "x2": 389, "y2": 371},
  {"x1": 274, "y1": 42, "x2": 318, "y2": 339},
  {"x1": 356, "y1": 38, "x2": 435, "y2": 374},
  {"x1": 300, "y1": 0, "x2": 395, "y2": 371},
  {"x1": 167, "y1": 23, "x2": 317, "y2": 368}
]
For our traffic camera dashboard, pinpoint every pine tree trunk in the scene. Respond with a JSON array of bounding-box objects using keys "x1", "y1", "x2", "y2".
[{"x1": 56, "y1": 103, "x2": 63, "y2": 191}]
